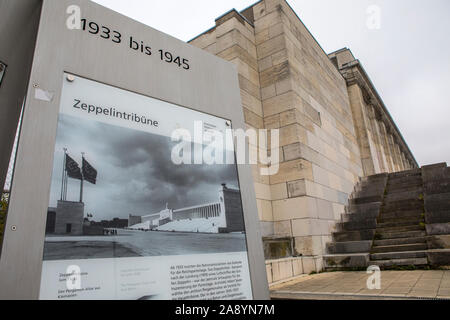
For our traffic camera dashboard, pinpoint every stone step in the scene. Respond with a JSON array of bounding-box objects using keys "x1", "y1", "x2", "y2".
[
  {"x1": 350, "y1": 195, "x2": 383, "y2": 205},
  {"x1": 379, "y1": 209, "x2": 424, "y2": 220},
  {"x1": 362, "y1": 173, "x2": 388, "y2": 182},
  {"x1": 345, "y1": 202, "x2": 381, "y2": 214},
  {"x1": 387, "y1": 177, "x2": 422, "y2": 186},
  {"x1": 384, "y1": 191, "x2": 423, "y2": 202},
  {"x1": 382, "y1": 200, "x2": 424, "y2": 213},
  {"x1": 371, "y1": 243, "x2": 428, "y2": 254},
  {"x1": 370, "y1": 257, "x2": 428, "y2": 267},
  {"x1": 333, "y1": 230, "x2": 376, "y2": 242},
  {"x1": 376, "y1": 224, "x2": 424, "y2": 233},
  {"x1": 370, "y1": 250, "x2": 428, "y2": 261},
  {"x1": 323, "y1": 253, "x2": 370, "y2": 269},
  {"x1": 387, "y1": 174, "x2": 422, "y2": 183},
  {"x1": 326, "y1": 240, "x2": 372, "y2": 254},
  {"x1": 376, "y1": 230, "x2": 426, "y2": 240},
  {"x1": 376, "y1": 219, "x2": 423, "y2": 229},
  {"x1": 388, "y1": 168, "x2": 422, "y2": 179},
  {"x1": 378, "y1": 215, "x2": 424, "y2": 224},
  {"x1": 387, "y1": 180, "x2": 423, "y2": 189},
  {"x1": 352, "y1": 190, "x2": 385, "y2": 200},
  {"x1": 373, "y1": 236, "x2": 427, "y2": 247},
  {"x1": 341, "y1": 212, "x2": 380, "y2": 222},
  {"x1": 336, "y1": 219, "x2": 377, "y2": 232}
]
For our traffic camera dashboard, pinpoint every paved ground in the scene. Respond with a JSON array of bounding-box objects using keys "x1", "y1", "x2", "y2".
[
  {"x1": 271, "y1": 270, "x2": 450, "y2": 300},
  {"x1": 44, "y1": 229, "x2": 247, "y2": 260}
]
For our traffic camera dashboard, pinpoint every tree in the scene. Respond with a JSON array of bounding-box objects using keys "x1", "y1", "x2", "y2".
[{"x1": 0, "y1": 192, "x2": 9, "y2": 247}]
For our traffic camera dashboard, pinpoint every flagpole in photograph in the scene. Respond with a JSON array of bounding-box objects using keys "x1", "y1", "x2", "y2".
[
  {"x1": 80, "y1": 152, "x2": 85, "y2": 203},
  {"x1": 60, "y1": 148, "x2": 67, "y2": 201}
]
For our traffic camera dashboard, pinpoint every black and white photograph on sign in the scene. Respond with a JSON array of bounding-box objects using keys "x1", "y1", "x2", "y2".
[
  {"x1": 43, "y1": 113, "x2": 247, "y2": 261},
  {"x1": 0, "y1": 62, "x2": 6, "y2": 86}
]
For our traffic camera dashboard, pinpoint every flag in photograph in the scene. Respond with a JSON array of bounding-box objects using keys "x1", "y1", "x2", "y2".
[
  {"x1": 82, "y1": 157, "x2": 98, "y2": 185},
  {"x1": 65, "y1": 154, "x2": 82, "y2": 180}
]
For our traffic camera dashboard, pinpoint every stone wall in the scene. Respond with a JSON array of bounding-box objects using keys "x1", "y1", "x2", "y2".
[
  {"x1": 189, "y1": 0, "x2": 417, "y2": 282},
  {"x1": 329, "y1": 48, "x2": 417, "y2": 176},
  {"x1": 422, "y1": 163, "x2": 450, "y2": 266}
]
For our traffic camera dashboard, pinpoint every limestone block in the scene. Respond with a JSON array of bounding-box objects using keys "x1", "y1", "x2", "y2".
[
  {"x1": 251, "y1": 164, "x2": 270, "y2": 184},
  {"x1": 262, "y1": 91, "x2": 299, "y2": 117},
  {"x1": 269, "y1": 158, "x2": 313, "y2": 185},
  {"x1": 254, "y1": 182, "x2": 272, "y2": 201},
  {"x1": 218, "y1": 44, "x2": 258, "y2": 71},
  {"x1": 271, "y1": 259, "x2": 294, "y2": 282},
  {"x1": 228, "y1": 57, "x2": 260, "y2": 87},
  {"x1": 261, "y1": 84, "x2": 276, "y2": 101},
  {"x1": 312, "y1": 164, "x2": 330, "y2": 187},
  {"x1": 271, "y1": 182, "x2": 288, "y2": 201},
  {"x1": 291, "y1": 219, "x2": 323, "y2": 237},
  {"x1": 272, "y1": 196, "x2": 317, "y2": 221},
  {"x1": 314, "y1": 257, "x2": 323, "y2": 272},
  {"x1": 302, "y1": 257, "x2": 316, "y2": 274},
  {"x1": 217, "y1": 29, "x2": 254, "y2": 57},
  {"x1": 243, "y1": 107, "x2": 263, "y2": 129},
  {"x1": 256, "y1": 34, "x2": 285, "y2": 59},
  {"x1": 316, "y1": 198, "x2": 335, "y2": 220},
  {"x1": 275, "y1": 78, "x2": 292, "y2": 97},
  {"x1": 215, "y1": 17, "x2": 256, "y2": 44},
  {"x1": 260, "y1": 221, "x2": 274, "y2": 237},
  {"x1": 270, "y1": 261, "x2": 281, "y2": 282},
  {"x1": 240, "y1": 89, "x2": 263, "y2": 117},
  {"x1": 287, "y1": 179, "x2": 307, "y2": 198},
  {"x1": 265, "y1": 263, "x2": 273, "y2": 284},
  {"x1": 294, "y1": 235, "x2": 323, "y2": 256},
  {"x1": 255, "y1": 28, "x2": 270, "y2": 46},
  {"x1": 279, "y1": 123, "x2": 307, "y2": 147},
  {"x1": 263, "y1": 237, "x2": 293, "y2": 259},
  {"x1": 273, "y1": 220, "x2": 292, "y2": 237},
  {"x1": 189, "y1": 30, "x2": 216, "y2": 49},
  {"x1": 258, "y1": 55, "x2": 273, "y2": 72},
  {"x1": 292, "y1": 258, "x2": 304, "y2": 276},
  {"x1": 264, "y1": 113, "x2": 280, "y2": 129},
  {"x1": 254, "y1": 10, "x2": 282, "y2": 35},
  {"x1": 257, "y1": 199, "x2": 273, "y2": 222},
  {"x1": 260, "y1": 61, "x2": 289, "y2": 88},
  {"x1": 271, "y1": 49, "x2": 289, "y2": 66}
]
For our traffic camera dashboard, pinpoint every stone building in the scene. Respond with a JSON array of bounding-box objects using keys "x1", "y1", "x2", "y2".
[
  {"x1": 128, "y1": 184, "x2": 245, "y2": 234},
  {"x1": 189, "y1": 0, "x2": 417, "y2": 282}
]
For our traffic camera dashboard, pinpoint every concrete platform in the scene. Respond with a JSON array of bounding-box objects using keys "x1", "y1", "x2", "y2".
[{"x1": 270, "y1": 270, "x2": 450, "y2": 300}]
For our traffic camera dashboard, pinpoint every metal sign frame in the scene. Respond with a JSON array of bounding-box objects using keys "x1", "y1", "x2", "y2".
[{"x1": 0, "y1": 0, "x2": 268, "y2": 300}]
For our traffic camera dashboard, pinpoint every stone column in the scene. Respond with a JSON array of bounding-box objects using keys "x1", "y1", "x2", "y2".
[
  {"x1": 367, "y1": 105, "x2": 387, "y2": 173},
  {"x1": 387, "y1": 133, "x2": 400, "y2": 172},
  {"x1": 347, "y1": 84, "x2": 376, "y2": 176},
  {"x1": 378, "y1": 119, "x2": 394, "y2": 173}
]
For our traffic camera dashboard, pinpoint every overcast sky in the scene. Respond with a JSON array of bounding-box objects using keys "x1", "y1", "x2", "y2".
[
  {"x1": 49, "y1": 114, "x2": 239, "y2": 221},
  {"x1": 92, "y1": 0, "x2": 450, "y2": 167}
]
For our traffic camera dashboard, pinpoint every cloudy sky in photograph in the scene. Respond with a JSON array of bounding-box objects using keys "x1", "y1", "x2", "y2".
[
  {"x1": 93, "y1": 0, "x2": 450, "y2": 166},
  {"x1": 49, "y1": 114, "x2": 240, "y2": 221}
]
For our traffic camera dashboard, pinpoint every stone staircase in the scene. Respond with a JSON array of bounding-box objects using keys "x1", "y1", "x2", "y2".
[
  {"x1": 370, "y1": 169, "x2": 428, "y2": 267},
  {"x1": 324, "y1": 164, "x2": 450, "y2": 270},
  {"x1": 324, "y1": 173, "x2": 388, "y2": 269}
]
